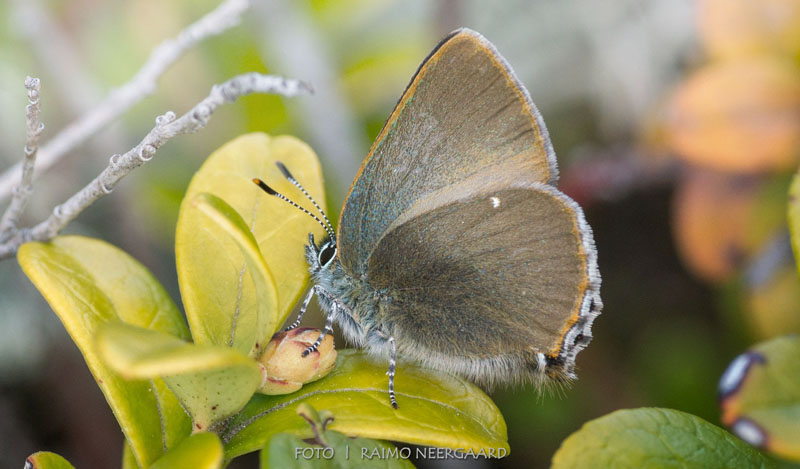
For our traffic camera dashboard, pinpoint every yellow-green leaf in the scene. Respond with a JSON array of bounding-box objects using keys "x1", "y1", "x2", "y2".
[
  {"x1": 551, "y1": 408, "x2": 775, "y2": 468},
  {"x1": 789, "y1": 172, "x2": 800, "y2": 280},
  {"x1": 48, "y1": 237, "x2": 193, "y2": 454},
  {"x1": 50, "y1": 236, "x2": 190, "y2": 339},
  {"x1": 122, "y1": 442, "x2": 137, "y2": 469},
  {"x1": 190, "y1": 192, "x2": 279, "y2": 356},
  {"x1": 719, "y1": 335, "x2": 800, "y2": 461},
  {"x1": 222, "y1": 350, "x2": 508, "y2": 460},
  {"x1": 149, "y1": 432, "x2": 223, "y2": 469},
  {"x1": 152, "y1": 377, "x2": 193, "y2": 450},
  {"x1": 176, "y1": 133, "x2": 326, "y2": 354},
  {"x1": 97, "y1": 322, "x2": 261, "y2": 432},
  {"x1": 18, "y1": 237, "x2": 190, "y2": 467},
  {"x1": 25, "y1": 451, "x2": 75, "y2": 469}
]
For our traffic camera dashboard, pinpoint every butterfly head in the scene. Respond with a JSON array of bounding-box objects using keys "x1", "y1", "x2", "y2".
[{"x1": 306, "y1": 233, "x2": 337, "y2": 273}]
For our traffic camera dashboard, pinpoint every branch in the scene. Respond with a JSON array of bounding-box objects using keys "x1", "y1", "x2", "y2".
[
  {"x1": 0, "y1": 0, "x2": 252, "y2": 203},
  {"x1": 0, "y1": 73, "x2": 311, "y2": 260},
  {"x1": 0, "y1": 77, "x2": 44, "y2": 240}
]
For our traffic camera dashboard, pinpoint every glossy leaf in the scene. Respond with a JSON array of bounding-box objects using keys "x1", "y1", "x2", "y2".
[
  {"x1": 121, "y1": 442, "x2": 137, "y2": 469},
  {"x1": 719, "y1": 336, "x2": 800, "y2": 461},
  {"x1": 176, "y1": 133, "x2": 327, "y2": 354},
  {"x1": 222, "y1": 350, "x2": 508, "y2": 460},
  {"x1": 150, "y1": 432, "x2": 223, "y2": 469},
  {"x1": 97, "y1": 322, "x2": 262, "y2": 433},
  {"x1": 47, "y1": 237, "x2": 194, "y2": 457},
  {"x1": 24, "y1": 452, "x2": 75, "y2": 469},
  {"x1": 176, "y1": 188, "x2": 277, "y2": 357},
  {"x1": 151, "y1": 377, "x2": 193, "y2": 450},
  {"x1": 551, "y1": 408, "x2": 775, "y2": 468},
  {"x1": 262, "y1": 431, "x2": 414, "y2": 469},
  {"x1": 192, "y1": 192, "x2": 279, "y2": 356},
  {"x1": 51, "y1": 236, "x2": 190, "y2": 339},
  {"x1": 18, "y1": 237, "x2": 189, "y2": 467}
]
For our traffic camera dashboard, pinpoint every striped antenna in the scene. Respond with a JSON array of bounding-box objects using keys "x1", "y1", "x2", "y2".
[
  {"x1": 252, "y1": 178, "x2": 336, "y2": 241},
  {"x1": 275, "y1": 162, "x2": 335, "y2": 240}
]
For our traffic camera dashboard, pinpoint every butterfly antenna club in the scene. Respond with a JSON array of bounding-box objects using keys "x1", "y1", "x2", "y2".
[
  {"x1": 275, "y1": 161, "x2": 336, "y2": 241},
  {"x1": 252, "y1": 178, "x2": 336, "y2": 240}
]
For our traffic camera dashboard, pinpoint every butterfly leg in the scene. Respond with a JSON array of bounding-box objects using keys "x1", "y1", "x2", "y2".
[
  {"x1": 301, "y1": 300, "x2": 335, "y2": 357},
  {"x1": 388, "y1": 336, "x2": 398, "y2": 409},
  {"x1": 284, "y1": 287, "x2": 315, "y2": 331}
]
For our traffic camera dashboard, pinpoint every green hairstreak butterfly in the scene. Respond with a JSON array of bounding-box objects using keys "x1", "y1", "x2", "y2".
[{"x1": 254, "y1": 28, "x2": 602, "y2": 408}]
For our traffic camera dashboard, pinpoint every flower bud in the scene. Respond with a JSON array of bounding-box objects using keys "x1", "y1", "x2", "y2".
[{"x1": 257, "y1": 327, "x2": 337, "y2": 395}]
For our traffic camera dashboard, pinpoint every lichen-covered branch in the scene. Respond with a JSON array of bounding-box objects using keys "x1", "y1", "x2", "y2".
[
  {"x1": 0, "y1": 77, "x2": 44, "y2": 240},
  {"x1": 0, "y1": 73, "x2": 311, "y2": 260},
  {"x1": 0, "y1": 0, "x2": 252, "y2": 203}
]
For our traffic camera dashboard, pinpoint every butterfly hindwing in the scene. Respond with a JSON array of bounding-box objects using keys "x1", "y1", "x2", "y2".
[{"x1": 364, "y1": 181, "x2": 600, "y2": 384}]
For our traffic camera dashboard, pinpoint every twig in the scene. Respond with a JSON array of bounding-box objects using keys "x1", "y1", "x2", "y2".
[
  {"x1": 0, "y1": 77, "x2": 44, "y2": 240},
  {"x1": 0, "y1": 73, "x2": 311, "y2": 260},
  {"x1": 0, "y1": 0, "x2": 252, "y2": 203},
  {"x1": 9, "y1": 0, "x2": 136, "y2": 163}
]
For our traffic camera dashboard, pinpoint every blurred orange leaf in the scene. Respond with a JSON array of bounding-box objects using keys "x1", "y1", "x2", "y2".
[
  {"x1": 666, "y1": 57, "x2": 800, "y2": 173},
  {"x1": 699, "y1": 0, "x2": 800, "y2": 59},
  {"x1": 672, "y1": 169, "x2": 784, "y2": 282}
]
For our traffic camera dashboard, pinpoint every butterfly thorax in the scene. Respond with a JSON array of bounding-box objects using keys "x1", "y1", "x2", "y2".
[{"x1": 305, "y1": 237, "x2": 392, "y2": 357}]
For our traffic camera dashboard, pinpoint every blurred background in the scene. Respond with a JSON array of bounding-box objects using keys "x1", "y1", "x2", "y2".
[{"x1": 2, "y1": 0, "x2": 800, "y2": 467}]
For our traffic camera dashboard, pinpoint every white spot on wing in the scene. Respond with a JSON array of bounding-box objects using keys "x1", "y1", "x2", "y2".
[{"x1": 490, "y1": 197, "x2": 500, "y2": 208}]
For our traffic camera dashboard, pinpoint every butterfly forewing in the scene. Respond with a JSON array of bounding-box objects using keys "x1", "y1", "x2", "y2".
[{"x1": 338, "y1": 29, "x2": 558, "y2": 275}]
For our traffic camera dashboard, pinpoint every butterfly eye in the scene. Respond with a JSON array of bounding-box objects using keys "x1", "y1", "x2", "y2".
[{"x1": 318, "y1": 244, "x2": 336, "y2": 267}]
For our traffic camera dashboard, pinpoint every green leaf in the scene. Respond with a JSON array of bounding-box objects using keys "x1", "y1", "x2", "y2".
[
  {"x1": 176, "y1": 133, "x2": 327, "y2": 354},
  {"x1": 50, "y1": 236, "x2": 190, "y2": 340},
  {"x1": 18, "y1": 237, "x2": 190, "y2": 467},
  {"x1": 122, "y1": 442, "x2": 137, "y2": 469},
  {"x1": 193, "y1": 192, "x2": 279, "y2": 356},
  {"x1": 149, "y1": 432, "x2": 224, "y2": 469},
  {"x1": 788, "y1": 173, "x2": 800, "y2": 279},
  {"x1": 719, "y1": 335, "x2": 800, "y2": 461},
  {"x1": 25, "y1": 451, "x2": 75, "y2": 469},
  {"x1": 551, "y1": 408, "x2": 776, "y2": 468},
  {"x1": 262, "y1": 431, "x2": 415, "y2": 469},
  {"x1": 176, "y1": 188, "x2": 278, "y2": 357},
  {"x1": 152, "y1": 376, "x2": 193, "y2": 450},
  {"x1": 222, "y1": 350, "x2": 508, "y2": 460},
  {"x1": 97, "y1": 322, "x2": 262, "y2": 432}
]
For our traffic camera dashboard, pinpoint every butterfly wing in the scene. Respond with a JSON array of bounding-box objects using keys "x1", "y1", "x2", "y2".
[
  {"x1": 365, "y1": 181, "x2": 601, "y2": 385},
  {"x1": 338, "y1": 28, "x2": 558, "y2": 275}
]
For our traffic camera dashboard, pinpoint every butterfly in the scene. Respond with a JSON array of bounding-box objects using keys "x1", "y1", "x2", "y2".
[{"x1": 254, "y1": 28, "x2": 602, "y2": 408}]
